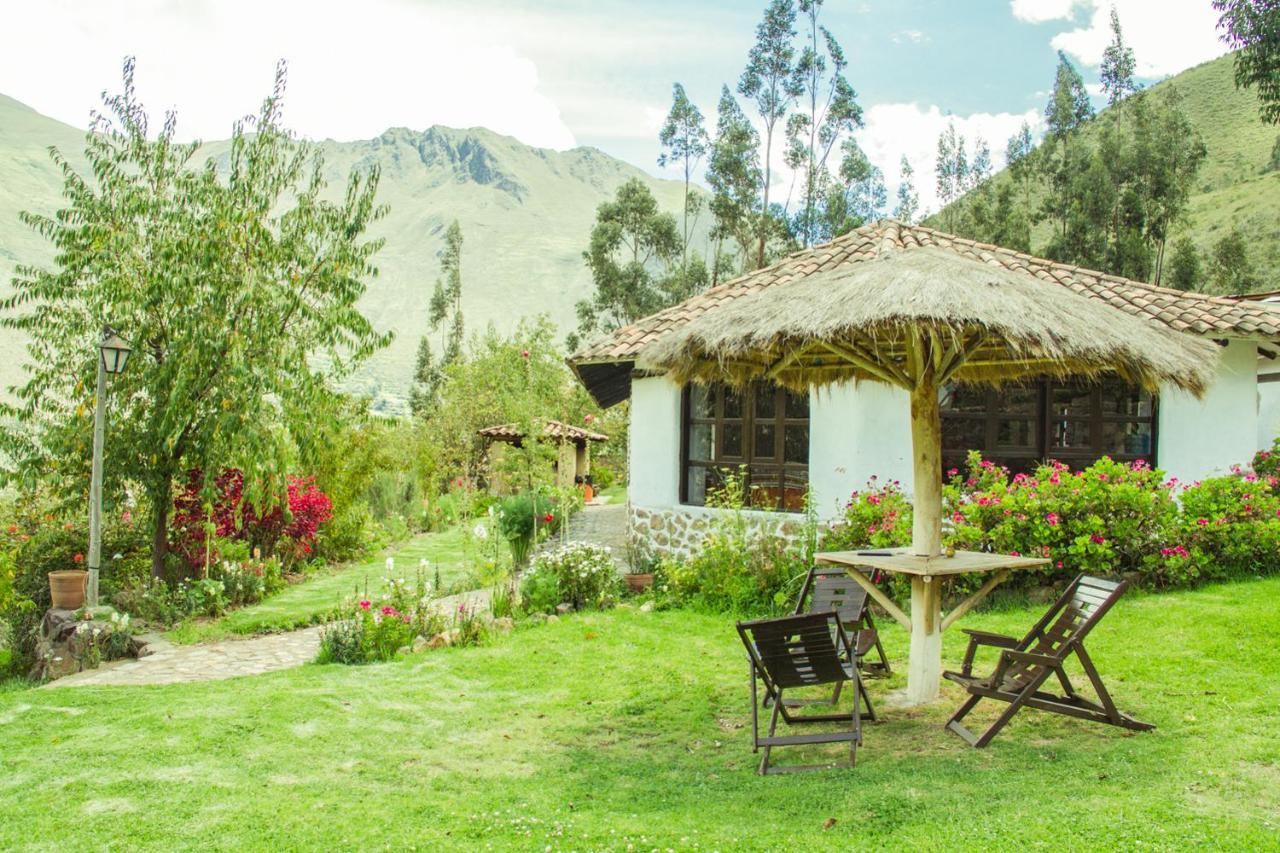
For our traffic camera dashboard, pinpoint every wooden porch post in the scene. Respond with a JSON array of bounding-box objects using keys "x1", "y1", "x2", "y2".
[{"x1": 907, "y1": 374, "x2": 944, "y2": 703}]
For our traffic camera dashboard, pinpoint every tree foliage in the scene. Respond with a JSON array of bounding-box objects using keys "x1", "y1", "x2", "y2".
[
  {"x1": 706, "y1": 86, "x2": 763, "y2": 283},
  {"x1": 894, "y1": 156, "x2": 919, "y2": 224},
  {"x1": 1100, "y1": 7, "x2": 1139, "y2": 106},
  {"x1": 1214, "y1": 0, "x2": 1280, "y2": 124},
  {"x1": 410, "y1": 220, "x2": 464, "y2": 416},
  {"x1": 658, "y1": 83, "x2": 710, "y2": 273},
  {"x1": 0, "y1": 60, "x2": 390, "y2": 577}
]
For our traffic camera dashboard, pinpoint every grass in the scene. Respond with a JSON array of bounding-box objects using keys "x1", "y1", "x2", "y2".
[
  {"x1": 166, "y1": 524, "x2": 497, "y2": 644},
  {"x1": 598, "y1": 482, "x2": 627, "y2": 504},
  {"x1": 1, "y1": 577, "x2": 1277, "y2": 849}
]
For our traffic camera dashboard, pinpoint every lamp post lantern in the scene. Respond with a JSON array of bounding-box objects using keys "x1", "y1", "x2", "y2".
[{"x1": 87, "y1": 327, "x2": 131, "y2": 608}]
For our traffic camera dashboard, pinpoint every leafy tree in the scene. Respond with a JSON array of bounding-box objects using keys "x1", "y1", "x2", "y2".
[
  {"x1": 1005, "y1": 121, "x2": 1037, "y2": 211},
  {"x1": 894, "y1": 155, "x2": 920, "y2": 223},
  {"x1": 784, "y1": 0, "x2": 863, "y2": 247},
  {"x1": 658, "y1": 83, "x2": 710, "y2": 272},
  {"x1": 1168, "y1": 237, "x2": 1204, "y2": 291},
  {"x1": 706, "y1": 86, "x2": 762, "y2": 282},
  {"x1": 572, "y1": 178, "x2": 681, "y2": 348},
  {"x1": 1100, "y1": 7, "x2": 1139, "y2": 106},
  {"x1": 412, "y1": 220, "x2": 465, "y2": 415},
  {"x1": 1209, "y1": 225, "x2": 1262, "y2": 293},
  {"x1": 1132, "y1": 87, "x2": 1207, "y2": 284},
  {"x1": 1214, "y1": 0, "x2": 1280, "y2": 124},
  {"x1": 819, "y1": 138, "x2": 885, "y2": 237},
  {"x1": 0, "y1": 61, "x2": 390, "y2": 577},
  {"x1": 1045, "y1": 51, "x2": 1094, "y2": 138},
  {"x1": 935, "y1": 121, "x2": 968, "y2": 232},
  {"x1": 738, "y1": 0, "x2": 801, "y2": 268}
]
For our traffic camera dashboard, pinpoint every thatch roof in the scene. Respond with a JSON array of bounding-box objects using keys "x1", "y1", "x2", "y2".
[
  {"x1": 570, "y1": 221, "x2": 1280, "y2": 406},
  {"x1": 639, "y1": 244, "x2": 1220, "y2": 395},
  {"x1": 478, "y1": 420, "x2": 607, "y2": 445}
]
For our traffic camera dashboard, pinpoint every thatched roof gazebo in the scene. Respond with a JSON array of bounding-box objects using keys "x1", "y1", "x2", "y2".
[{"x1": 634, "y1": 227, "x2": 1219, "y2": 704}]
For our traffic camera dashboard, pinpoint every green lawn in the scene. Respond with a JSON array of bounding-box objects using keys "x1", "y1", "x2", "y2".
[
  {"x1": 2, "y1": 577, "x2": 1277, "y2": 849},
  {"x1": 167, "y1": 525, "x2": 494, "y2": 643}
]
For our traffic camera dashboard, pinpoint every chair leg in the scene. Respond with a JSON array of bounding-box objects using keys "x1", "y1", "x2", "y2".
[
  {"x1": 758, "y1": 693, "x2": 784, "y2": 775},
  {"x1": 865, "y1": 612, "x2": 891, "y2": 676},
  {"x1": 945, "y1": 694, "x2": 984, "y2": 745}
]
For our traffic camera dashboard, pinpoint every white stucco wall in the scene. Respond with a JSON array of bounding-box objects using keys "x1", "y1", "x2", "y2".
[
  {"x1": 627, "y1": 375, "x2": 682, "y2": 509},
  {"x1": 1260, "y1": 361, "x2": 1280, "y2": 451},
  {"x1": 808, "y1": 380, "x2": 913, "y2": 520},
  {"x1": 1158, "y1": 339, "x2": 1259, "y2": 484}
]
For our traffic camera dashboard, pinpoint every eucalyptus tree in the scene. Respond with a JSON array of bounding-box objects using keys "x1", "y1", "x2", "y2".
[
  {"x1": 706, "y1": 86, "x2": 762, "y2": 282},
  {"x1": 1045, "y1": 51, "x2": 1094, "y2": 138},
  {"x1": 894, "y1": 156, "x2": 920, "y2": 224},
  {"x1": 784, "y1": 0, "x2": 863, "y2": 248},
  {"x1": 738, "y1": 0, "x2": 801, "y2": 269},
  {"x1": 1214, "y1": 0, "x2": 1280, "y2": 124},
  {"x1": 819, "y1": 137, "x2": 884, "y2": 238},
  {"x1": 0, "y1": 60, "x2": 390, "y2": 576},
  {"x1": 1100, "y1": 7, "x2": 1138, "y2": 106},
  {"x1": 658, "y1": 83, "x2": 710, "y2": 272}
]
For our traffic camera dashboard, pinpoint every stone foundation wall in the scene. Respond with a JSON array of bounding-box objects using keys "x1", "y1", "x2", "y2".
[{"x1": 628, "y1": 503, "x2": 811, "y2": 562}]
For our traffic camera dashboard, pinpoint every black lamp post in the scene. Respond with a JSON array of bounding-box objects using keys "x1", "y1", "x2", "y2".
[{"x1": 87, "y1": 327, "x2": 132, "y2": 607}]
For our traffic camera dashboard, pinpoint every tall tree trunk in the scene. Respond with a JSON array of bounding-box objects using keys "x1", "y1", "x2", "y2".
[
  {"x1": 150, "y1": 469, "x2": 173, "y2": 579},
  {"x1": 757, "y1": 126, "x2": 774, "y2": 270}
]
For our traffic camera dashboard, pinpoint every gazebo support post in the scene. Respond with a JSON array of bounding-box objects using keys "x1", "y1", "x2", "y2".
[{"x1": 907, "y1": 369, "x2": 945, "y2": 704}]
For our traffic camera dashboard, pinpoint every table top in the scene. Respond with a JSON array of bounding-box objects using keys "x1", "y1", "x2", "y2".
[{"x1": 816, "y1": 547, "x2": 1050, "y2": 577}]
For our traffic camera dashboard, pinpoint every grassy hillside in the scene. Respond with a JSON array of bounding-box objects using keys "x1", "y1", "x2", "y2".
[
  {"x1": 0, "y1": 96, "x2": 705, "y2": 411},
  {"x1": 933, "y1": 52, "x2": 1280, "y2": 291}
]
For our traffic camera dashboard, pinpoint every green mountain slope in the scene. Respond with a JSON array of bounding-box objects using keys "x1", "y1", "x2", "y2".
[
  {"x1": 933, "y1": 52, "x2": 1280, "y2": 291},
  {"x1": 0, "y1": 96, "x2": 702, "y2": 411}
]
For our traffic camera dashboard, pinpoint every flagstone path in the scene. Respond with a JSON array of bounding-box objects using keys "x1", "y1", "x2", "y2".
[{"x1": 47, "y1": 587, "x2": 491, "y2": 689}]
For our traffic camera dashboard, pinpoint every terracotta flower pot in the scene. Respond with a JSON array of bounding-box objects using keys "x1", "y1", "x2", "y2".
[
  {"x1": 49, "y1": 570, "x2": 88, "y2": 610},
  {"x1": 625, "y1": 573, "x2": 654, "y2": 593}
]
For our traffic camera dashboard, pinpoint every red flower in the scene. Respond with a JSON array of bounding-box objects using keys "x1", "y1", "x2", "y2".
[
  {"x1": 73, "y1": 553, "x2": 84, "y2": 564},
  {"x1": 542, "y1": 513, "x2": 554, "y2": 523},
  {"x1": 5, "y1": 524, "x2": 16, "y2": 534},
  {"x1": 521, "y1": 349, "x2": 530, "y2": 359},
  {"x1": 359, "y1": 600, "x2": 371, "y2": 610}
]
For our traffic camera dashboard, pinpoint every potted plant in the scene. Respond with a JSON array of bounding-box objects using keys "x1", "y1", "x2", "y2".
[
  {"x1": 49, "y1": 556, "x2": 88, "y2": 609},
  {"x1": 625, "y1": 567, "x2": 654, "y2": 593}
]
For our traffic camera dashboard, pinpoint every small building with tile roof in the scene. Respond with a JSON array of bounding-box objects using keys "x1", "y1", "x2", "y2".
[
  {"x1": 568, "y1": 221, "x2": 1280, "y2": 558},
  {"x1": 477, "y1": 419, "x2": 607, "y2": 495}
]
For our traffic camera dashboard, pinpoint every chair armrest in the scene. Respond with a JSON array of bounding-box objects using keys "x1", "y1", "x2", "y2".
[
  {"x1": 1000, "y1": 649, "x2": 1059, "y2": 668},
  {"x1": 958, "y1": 630, "x2": 1020, "y2": 676},
  {"x1": 961, "y1": 629, "x2": 1019, "y2": 648}
]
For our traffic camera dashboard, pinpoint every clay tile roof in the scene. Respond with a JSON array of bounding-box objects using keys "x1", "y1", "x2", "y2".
[
  {"x1": 477, "y1": 419, "x2": 607, "y2": 443},
  {"x1": 570, "y1": 220, "x2": 1280, "y2": 369}
]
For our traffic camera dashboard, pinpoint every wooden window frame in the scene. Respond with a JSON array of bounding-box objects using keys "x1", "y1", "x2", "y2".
[
  {"x1": 941, "y1": 377, "x2": 1159, "y2": 475},
  {"x1": 679, "y1": 383, "x2": 810, "y2": 512}
]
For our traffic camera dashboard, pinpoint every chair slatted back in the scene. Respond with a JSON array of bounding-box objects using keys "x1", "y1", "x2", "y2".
[
  {"x1": 796, "y1": 567, "x2": 870, "y2": 626},
  {"x1": 738, "y1": 612, "x2": 850, "y2": 691},
  {"x1": 999, "y1": 575, "x2": 1126, "y2": 690}
]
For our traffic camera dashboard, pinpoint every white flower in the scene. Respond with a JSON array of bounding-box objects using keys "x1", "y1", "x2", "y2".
[
  {"x1": 473, "y1": 522, "x2": 489, "y2": 540},
  {"x1": 386, "y1": 557, "x2": 395, "y2": 573}
]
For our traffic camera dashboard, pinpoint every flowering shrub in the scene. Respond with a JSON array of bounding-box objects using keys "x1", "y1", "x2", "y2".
[
  {"x1": 496, "y1": 491, "x2": 562, "y2": 565},
  {"x1": 171, "y1": 469, "x2": 334, "y2": 570},
  {"x1": 1250, "y1": 438, "x2": 1279, "y2": 493},
  {"x1": 819, "y1": 450, "x2": 1279, "y2": 591},
  {"x1": 522, "y1": 543, "x2": 619, "y2": 613}
]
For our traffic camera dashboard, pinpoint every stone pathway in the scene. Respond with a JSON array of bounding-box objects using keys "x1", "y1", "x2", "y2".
[
  {"x1": 539, "y1": 499, "x2": 630, "y2": 565},
  {"x1": 47, "y1": 588, "x2": 492, "y2": 689}
]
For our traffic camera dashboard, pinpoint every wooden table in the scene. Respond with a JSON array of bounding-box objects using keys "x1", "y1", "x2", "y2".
[{"x1": 816, "y1": 548, "x2": 1049, "y2": 706}]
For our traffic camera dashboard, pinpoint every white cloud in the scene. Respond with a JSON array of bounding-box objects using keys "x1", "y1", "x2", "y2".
[
  {"x1": 0, "y1": 0, "x2": 577, "y2": 149},
  {"x1": 891, "y1": 30, "x2": 929, "y2": 45},
  {"x1": 1043, "y1": 1, "x2": 1227, "y2": 77},
  {"x1": 856, "y1": 103, "x2": 1044, "y2": 215},
  {"x1": 1010, "y1": 0, "x2": 1084, "y2": 24}
]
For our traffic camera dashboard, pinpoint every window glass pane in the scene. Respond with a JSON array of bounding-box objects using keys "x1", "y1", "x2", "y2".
[
  {"x1": 996, "y1": 418, "x2": 1036, "y2": 449},
  {"x1": 688, "y1": 421, "x2": 714, "y2": 463},
  {"x1": 755, "y1": 387, "x2": 776, "y2": 419},
  {"x1": 997, "y1": 386, "x2": 1038, "y2": 415},
  {"x1": 723, "y1": 387, "x2": 743, "y2": 419},
  {"x1": 722, "y1": 423, "x2": 743, "y2": 458},
  {"x1": 942, "y1": 417, "x2": 985, "y2": 451},
  {"x1": 1102, "y1": 421, "x2": 1153, "y2": 457},
  {"x1": 939, "y1": 384, "x2": 988, "y2": 413},
  {"x1": 1051, "y1": 385, "x2": 1093, "y2": 417},
  {"x1": 754, "y1": 423, "x2": 776, "y2": 459},
  {"x1": 784, "y1": 424, "x2": 808, "y2": 464},
  {"x1": 1100, "y1": 383, "x2": 1152, "y2": 417},
  {"x1": 785, "y1": 389, "x2": 809, "y2": 419},
  {"x1": 686, "y1": 466, "x2": 709, "y2": 506},
  {"x1": 1050, "y1": 419, "x2": 1092, "y2": 449},
  {"x1": 690, "y1": 384, "x2": 715, "y2": 419}
]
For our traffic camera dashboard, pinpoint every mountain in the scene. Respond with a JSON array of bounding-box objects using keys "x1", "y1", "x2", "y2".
[
  {"x1": 0, "y1": 95, "x2": 703, "y2": 411},
  {"x1": 933, "y1": 52, "x2": 1280, "y2": 291}
]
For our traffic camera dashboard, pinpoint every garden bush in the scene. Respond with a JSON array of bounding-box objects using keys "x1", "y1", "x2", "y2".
[
  {"x1": 497, "y1": 491, "x2": 563, "y2": 565},
  {"x1": 521, "y1": 542, "x2": 620, "y2": 613}
]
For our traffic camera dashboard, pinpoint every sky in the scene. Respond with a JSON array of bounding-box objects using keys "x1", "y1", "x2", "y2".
[{"x1": 0, "y1": 0, "x2": 1229, "y2": 214}]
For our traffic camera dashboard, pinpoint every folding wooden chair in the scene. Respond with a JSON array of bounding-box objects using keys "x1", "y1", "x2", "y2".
[
  {"x1": 737, "y1": 612, "x2": 875, "y2": 775},
  {"x1": 943, "y1": 574, "x2": 1154, "y2": 748},
  {"x1": 794, "y1": 565, "x2": 891, "y2": 679}
]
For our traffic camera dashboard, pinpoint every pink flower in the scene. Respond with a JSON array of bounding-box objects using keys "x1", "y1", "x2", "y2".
[
  {"x1": 947, "y1": 468, "x2": 959, "y2": 477},
  {"x1": 583, "y1": 414, "x2": 595, "y2": 424},
  {"x1": 952, "y1": 511, "x2": 966, "y2": 524},
  {"x1": 521, "y1": 349, "x2": 530, "y2": 359},
  {"x1": 1056, "y1": 560, "x2": 1064, "y2": 569},
  {"x1": 1045, "y1": 512, "x2": 1059, "y2": 526},
  {"x1": 359, "y1": 600, "x2": 371, "y2": 610},
  {"x1": 1196, "y1": 518, "x2": 1208, "y2": 526},
  {"x1": 1090, "y1": 534, "x2": 1105, "y2": 545},
  {"x1": 1009, "y1": 550, "x2": 1020, "y2": 557},
  {"x1": 121, "y1": 510, "x2": 132, "y2": 524}
]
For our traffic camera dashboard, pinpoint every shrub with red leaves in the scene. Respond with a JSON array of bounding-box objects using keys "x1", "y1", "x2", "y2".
[{"x1": 171, "y1": 469, "x2": 333, "y2": 570}]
